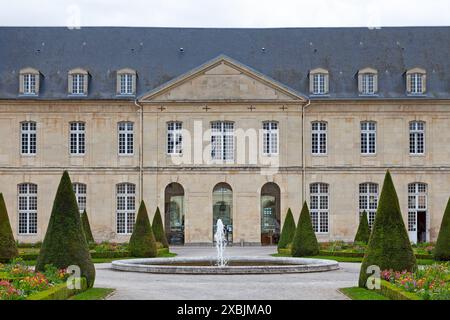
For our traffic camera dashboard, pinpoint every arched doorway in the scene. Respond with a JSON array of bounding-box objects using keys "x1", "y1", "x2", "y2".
[
  {"x1": 212, "y1": 183, "x2": 233, "y2": 243},
  {"x1": 261, "y1": 182, "x2": 281, "y2": 245},
  {"x1": 164, "y1": 183, "x2": 185, "y2": 245}
]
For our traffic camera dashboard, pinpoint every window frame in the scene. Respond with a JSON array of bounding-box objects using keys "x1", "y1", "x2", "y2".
[
  {"x1": 359, "y1": 182, "x2": 378, "y2": 228},
  {"x1": 211, "y1": 121, "x2": 235, "y2": 161},
  {"x1": 310, "y1": 183, "x2": 329, "y2": 234},
  {"x1": 20, "y1": 121, "x2": 37, "y2": 156},
  {"x1": 262, "y1": 121, "x2": 279, "y2": 156},
  {"x1": 167, "y1": 121, "x2": 183, "y2": 155},
  {"x1": 118, "y1": 121, "x2": 134, "y2": 156},
  {"x1": 69, "y1": 122, "x2": 86, "y2": 156},
  {"x1": 120, "y1": 73, "x2": 134, "y2": 95},
  {"x1": 73, "y1": 183, "x2": 87, "y2": 214},
  {"x1": 18, "y1": 183, "x2": 38, "y2": 235},
  {"x1": 360, "y1": 121, "x2": 377, "y2": 155},
  {"x1": 407, "y1": 183, "x2": 427, "y2": 232},
  {"x1": 116, "y1": 183, "x2": 136, "y2": 235},
  {"x1": 311, "y1": 121, "x2": 327, "y2": 155},
  {"x1": 409, "y1": 121, "x2": 425, "y2": 155}
]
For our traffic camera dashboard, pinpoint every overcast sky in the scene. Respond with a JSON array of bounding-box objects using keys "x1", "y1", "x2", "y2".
[{"x1": 1, "y1": 0, "x2": 449, "y2": 28}]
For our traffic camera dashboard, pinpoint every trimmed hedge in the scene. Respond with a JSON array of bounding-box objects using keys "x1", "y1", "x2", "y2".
[
  {"x1": 434, "y1": 197, "x2": 450, "y2": 261},
  {"x1": 277, "y1": 208, "x2": 296, "y2": 250},
  {"x1": 152, "y1": 207, "x2": 169, "y2": 248},
  {"x1": 27, "y1": 277, "x2": 87, "y2": 300},
  {"x1": 129, "y1": 201, "x2": 157, "y2": 258},
  {"x1": 291, "y1": 202, "x2": 320, "y2": 257},
  {"x1": 0, "y1": 193, "x2": 19, "y2": 262},
  {"x1": 81, "y1": 210, "x2": 95, "y2": 244},
  {"x1": 354, "y1": 211, "x2": 370, "y2": 244},
  {"x1": 378, "y1": 280, "x2": 422, "y2": 300}
]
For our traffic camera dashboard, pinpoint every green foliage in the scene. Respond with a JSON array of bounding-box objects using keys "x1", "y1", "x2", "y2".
[
  {"x1": 434, "y1": 197, "x2": 450, "y2": 261},
  {"x1": 359, "y1": 170, "x2": 417, "y2": 288},
  {"x1": 152, "y1": 207, "x2": 169, "y2": 248},
  {"x1": 0, "y1": 193, "x2": 18, "y2": 262},
  {"x1": 81, "y1": 210, "x2": 95, "y2": 244},
  {"x1": 354, "y1": 211, "x2": 371, "y2": 244},
  {"x1": 291, "y1": 202, "x2": 319, "y2": 257},
  {"x1": 129, "y1": 201, "x2": 157, "y2": 258},
  {"x1": 36, "y1": 171, "x2": 96, "y2": 288},
  {"x1": 340, "y1": 287, "x2": 390, "y2": 300},
  {"x1": 277, "y1": 208, "x2": 296, "y2": 249}
]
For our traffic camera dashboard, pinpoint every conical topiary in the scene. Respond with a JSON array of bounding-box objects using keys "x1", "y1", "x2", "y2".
[
  {"x1": 291, "y1": 202, "x2": 320, "y2": 257},
  {"x1": 354, "y1": 211, "x2": 371, "y2": 244},
  {"x1": 36, "y1": 171, "x2": 95, "y2": 287},
  {"x1": 277, "y1": 208, "x2": 296, "y2": 249},
  {"x1": 434, "y1": 197, "x2": 450, "y2": 261},
  {"x1": 0, "y1": 193, "x2": 18, "y2": 263},
  {"x1": 129, "y1": 201, "x2": 157, "y2": 257},
  {"x1": 152, "y1": 207, "x2": 169, "y2": 248},
  {"x1": 359, "y1": 170, "x2": 416, "y2": 288},
  {"x1": 81, "y1": 210, "x2": 95, "y2": 244}
]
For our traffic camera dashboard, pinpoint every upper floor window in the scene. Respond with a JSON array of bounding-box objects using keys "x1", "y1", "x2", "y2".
[
  {"x1": 116, "y1": 68, "x2": 136, "y2": 95},
  {"x1": 211, "y1": 121, "x2": 234, "y2": 161},
  {"x1": 309, "y1": 68, "x2": 329, "y2": 95},
  {"x1": 116, "y1": 183, "x2": 136, "y2": 234},
  {"x1": 73, "y1": 183, "x2": 87, "y2": 213},
  {"x1": 18, "y1": 183, "x2": 37, "y2": 235},
  {"x1": 19, "y1": 68, "x2": 40, "y2": 95},
  {"x1": 359, "y1": 183, "x2": 378, "y2": 228},
  {"x1": 70, "y1": 122, "x2": 86, "y2": 155},
  {"x1": 21, "y1": 121, "x2": 37, "y2": 155},
  {"x1": 262, "y1": 121, "x2": 278, "y2": 155},
  {"x1": 358, "y1": 68, "x2": 378, "y2": 95},
  {"x1": 310, "y1": 183, "x2": 329, "y2": 233},
  {"x1": 167, "y1": 121, "x2": 183, "y2": 155},
  {"x1": 68, "y1": 68, "x2": 88, "y2": 95},
  {"x1": 360, "y1": 121, "x2": 376, "y2": 154},
  {"x1": 406, "y1": 68, "x2": 426, "y2": 95},
  {"x1": 118, "y1": 121, "x2": 134, "y2": 155},
  {"x1": 311, "y1": 121, "x2": 327, "y2": 155},
  {"x1": 409, "y1": 121, "x2": 425, "y2": 155}
]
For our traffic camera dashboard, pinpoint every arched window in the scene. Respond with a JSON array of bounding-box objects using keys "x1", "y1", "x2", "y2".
[
  {"x1": 260, "y1": 182, "x2": 281, "y2": 245},
  {"x1": 359, "y1": 183, "x2": 378, "y2": 227},
  {"x1": 212, "y1": 183, "x2": 233, "y2": 242},
  {"x1": 18, "y1": 183, "x2": 37, "y2": 234},
  {"x1": 310, "y1": 183, "x2": 329, "y2": 233},
  {"x1": 116, "y1": 183, "x2": 135, "y2": 234},
  {"x1": 164, "y1": 183, "x2": 185, "y2": 244},
  {"x1": 73, "y1": 183, "x2": 87, "y2": 213}
]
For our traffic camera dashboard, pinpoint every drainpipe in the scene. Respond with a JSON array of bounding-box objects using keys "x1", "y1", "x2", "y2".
[
  {"x1": 134, "y1": 99, "x2": 144, "y2": 203},
  {"x1": 302, "y1": 99, "x2": 311, "y2": 203}
]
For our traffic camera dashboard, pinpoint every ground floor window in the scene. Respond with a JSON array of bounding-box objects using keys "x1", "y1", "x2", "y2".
[
  {"x1": 260, "y1": 182, "x2": 280, "y2": 245},
  {"x1": 213, "y1": 183, "x2": 233, "y2": 243},
  {"x1": 18, "y1": 183, "x2": 37, "y2": 234},
  {"x1": 408, "y1": 182, "x2": 427, "y2": 243},
  {"x1": 73, "y1": 183, "x2": 86, "y2": 214},
  {"x1": 116, "y1": 183, "x2": 135, "y2": 234},
  {"x1": 359, "y1": 182, "x2": 378, "y2": 228},
  {"x1": 164, "y1": 182, "x2": 185, "y2": 244},
  {"x1": 310, "y1": 183, "x2": 329, "y2": 233}
]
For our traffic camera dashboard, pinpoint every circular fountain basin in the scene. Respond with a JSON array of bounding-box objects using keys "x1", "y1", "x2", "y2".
[{"x1": 111, "y1": 256, "x2": 339, "y2": 274}]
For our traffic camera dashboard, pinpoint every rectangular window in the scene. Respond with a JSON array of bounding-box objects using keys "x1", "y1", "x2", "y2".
[
  {"x1": 410, "y1": 73, "x2": 423, "y2": 94},
  {"x1": 116, "y1": 183, "x2": 135, "y2": 234},
  {"x1": 211, "y1": 121, "x2": 234, "y2": 161},
  {"x1": 118, "y1": 122, "x2": 134, "y2": 155},
  {"x1": 263, "y1": 121, "x2": 278, "y2": 155},
  {"x1": 408, "y1": 183, "x2": 427, "y2": 232},
  {"x1": 310, "y1": 183, "x2": 329, "y2": 233},
  {"x1": 21, "y1": 122, "x2": 37, "y2": 155},
  {"x1": 360, "y1": 121, "x2": 376, "y2": 154},
  {"x1": 120, "y1": 74, "x2": 133, "y2": 95},
  {"x1": 359, "y1": 183, "x2": 378, "y2": 228},
  {"x1": 70, "y1": 122, "x2": 85, "y2": 155},
  {"x1": 23, "y1": 74, "x2": 36, "y2": 95},
  {"x1": 361, "y1": 73, "x2": 375, "y2": 95},
  {"x1": 73, "y1": 183, "x2": 87, "y2": 213},
  {"x1": 167, "y1": 122, "x2": 183, "y2": 154},
  {"x1": 409, "y1": 121, "x2": 425, "y2": 155},
  {"x1": 311, "y1": 122, "x2": 327, "y2": 155},
  {"x1": 18, "y1": 183, "x2": 37, "y2": 234},
  {"x1": 313, "y1": 74, "x2": 325, "y2": 94},
  {"x1": 72, "y1": 74, "x2": 85, "y2": 95}
]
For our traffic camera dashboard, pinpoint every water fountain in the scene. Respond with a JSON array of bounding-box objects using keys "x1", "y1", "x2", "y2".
[{"x1": 214, "y1": 219, "x2": 227, "y2": 267}]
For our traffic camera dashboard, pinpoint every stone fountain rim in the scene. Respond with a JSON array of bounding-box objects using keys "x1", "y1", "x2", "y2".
[{"x1": 111, "y1": 256, "x2": 340, "y2": 274}]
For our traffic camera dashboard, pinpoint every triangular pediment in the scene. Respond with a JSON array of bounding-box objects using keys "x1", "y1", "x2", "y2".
[{"x1": 139, "y1": 55, "x2": 306, "y2": 102}]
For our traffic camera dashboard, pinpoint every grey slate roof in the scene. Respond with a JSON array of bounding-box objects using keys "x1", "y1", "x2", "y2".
[{"x1": 0, "y1": 26, "x2": 449, "y2": 100}]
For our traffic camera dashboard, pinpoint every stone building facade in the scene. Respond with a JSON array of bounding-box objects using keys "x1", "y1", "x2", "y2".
[{"x1": 0, "y1": 27, "x2": 449, "y2": 245}]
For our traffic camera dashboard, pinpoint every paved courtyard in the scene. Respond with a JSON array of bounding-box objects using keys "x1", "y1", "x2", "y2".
[{"x1": 94, "y1": 246, "x2": 359, "y2": 300}]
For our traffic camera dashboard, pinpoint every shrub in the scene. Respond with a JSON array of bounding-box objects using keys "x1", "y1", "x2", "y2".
[
  {"x1": 129, "y1": 201, "x2": 157, "y2": 258},
  {"x1": 354, "y1": 211, "x2": 370, "y2": 244},
  {"x1": 152, "y1": 207, "x2": 169, "y2": 248},
  {"x1": 291, "y1": 202, "x2": 319, "y2": 257},
  {"x1": 358, "y1": 170, "x2": 417, "y2": 288},
  {"x1": 0, "y1": 193, "x2": 18, "y2": 263},
  {"x1": 81, "y1": 210, "x2": 95, "y2": 244},
  {"x1": 36, "y1": 171, "x2": 96, "y2": 288},
  {"x1": 434, "y1": 197, "x2": 450, "y2": 261},
  {"x1": 277, "y1": 208, "x2": 296, "y2": 250}
]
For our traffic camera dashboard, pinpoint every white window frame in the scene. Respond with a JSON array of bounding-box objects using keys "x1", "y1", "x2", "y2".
[
  {"x1": 407, "y1": 183, "x2": 427, "y2": 232},
  {"x1": 120, "y1": 73, "x2": 134, "y2": 95},
  {"x1": 23, "y1": 74, "x2": 36, "y2": 95},
  {"x1": 360, "y1": 121, "x2": 376, "y2": 155},
  {"x1": 410, "y1": 73, "x2": 423, "y2": 95},
  {"x1": 311, "y1": 121, "x2": 327, "y2": 155},
  {"x1": 21, "y1": 121, "x2": 37, "y2": 155},
  {"x1": 167, "y1": 121, "x2": 183, "y2": 155},
  {"x1": 70, "y1": 122, "x2": 86, "y2": 155},
  {"x1": 118, "y1": 122, "x2": 134, "y2": 156},
  {"x1": 310, "y1": 183, "x2": 329, "y2": 233},
  {"x1": 116, "y1": 183, "x2": 136, "y2": 235},
  {"x1": 359, "y1": 183, "x2": 378, "y2": 228},
  {"x1": 262, "y1": 121, "x2": 279, "y2": 155},
  {"x1": 72, "y1": 74, "x2": 85, "y2": 95},
  {"x1": 409, "y1": 121, "x2": 425, "y2": 155},
  {"x1": 73, "y1": 183, "x2": 87, "y2": 214},
  {"x1": 313, "y1": 73, "x2": 326, "y2": 95},
  {"x1": 211, "y1": 121, "x2": 234, "y2": 161},
  {"x1": 18, "y1": 183, "x2": 37, "y2": 235},
  {"x1": 361, "y1": 73, "x2": 375, "y2": 95}
]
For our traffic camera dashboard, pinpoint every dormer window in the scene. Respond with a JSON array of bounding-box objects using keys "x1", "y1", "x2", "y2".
[
  {"x1": 309, "y1": 68, "x2": 329, "y2": 95},
  {"x1": 358, "y1": 68, "x2": 378, "y2": 95},
  {"x1": 406, "y1": 68, "x2": 426, "y2": 95},
  {"x1": 19, "y1": 68, "x2": 40, "y2": 95},
  {"x1": 116, "y1": 68, "x2": 136, "y2": 96},
  {"x1": 68, "y1": 68, "x2": 89, "y2": 96}
]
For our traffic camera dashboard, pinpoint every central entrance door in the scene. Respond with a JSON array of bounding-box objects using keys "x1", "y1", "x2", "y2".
[
  {"x1": 260, "y1": 182, "x2": 281, "y2": 245},
  {"x1": 164, "y1": 183, "x2": 185, "y2": 245},
  {"x1": 212, "y1": 183, "x2": 233, "y2": 243}
]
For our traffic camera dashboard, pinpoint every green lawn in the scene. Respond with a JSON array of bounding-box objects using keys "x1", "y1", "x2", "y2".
[
  {"x1": 340, "y1": 287, "x2": 389, "y2": 300},
  {"x1": 69, "y1": 288, "x2": 115, "y2": 300}
]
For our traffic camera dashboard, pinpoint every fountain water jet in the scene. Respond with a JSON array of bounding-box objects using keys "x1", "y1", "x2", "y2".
[{"x1": 214, "y1": 219, "x2": 227, "y2": 267}]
